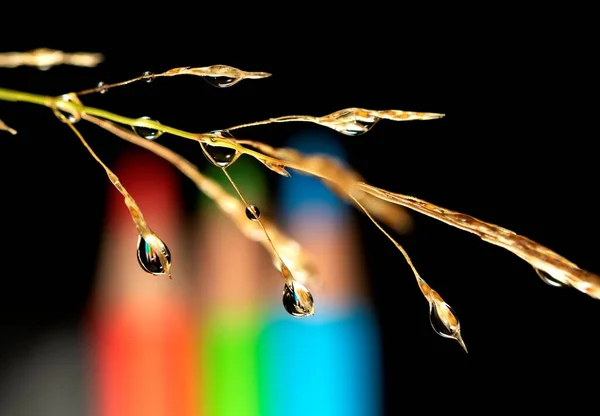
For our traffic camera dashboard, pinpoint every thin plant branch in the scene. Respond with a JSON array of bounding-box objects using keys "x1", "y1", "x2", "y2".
[
  {"x1": 350, "y1": 194, "x2": 467, "y2": 352},
  {"x1": 52, "y1": 109, "x2": 172, "y2": 278},
  {"x1": 216, "y1": 163, "x2": 293, "y2": 280},
  {"x1": 81, "y1": 114, "x2": 318, "y2": 287},
  {"x1": 226, "y1": 107, "x2": 445, "y2": 136},
  {"x1": 231, "y1": 137, "x2": 413, "y2": 233},
  {"x1": 0, "y1": 48, "x2": 104, "y2": 70},
  {"x1": 0, "y1": 118, "x2": 17, "y2": 135},
  {"x1": 355, "y1": 182, "x2": 600, "y2": 300},
  {"x1": 2, "y1": 56, "x2": 599, "y2": 348},
  {"x1": 75, "y1": 64, "x2": 271, "y2": 96}
]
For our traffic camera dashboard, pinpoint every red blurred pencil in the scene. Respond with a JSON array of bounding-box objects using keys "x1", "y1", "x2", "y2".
[{"x1": 86, "y1": 149, "x2": 195, "y2": 416}]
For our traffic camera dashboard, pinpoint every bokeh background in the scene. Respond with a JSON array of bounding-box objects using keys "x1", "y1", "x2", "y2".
[{"x1": 1, "y1": 16, "x2": 598, "y2": 415}]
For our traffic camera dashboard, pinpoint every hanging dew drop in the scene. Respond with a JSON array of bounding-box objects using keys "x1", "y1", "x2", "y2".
[
  {"x1": 428, "y1": 301, "x2": 468, "y2": 352},
  {"x1": 136, "y1": 234, "x2": 172, "y2": 275},
  {"x1": 132, "y1": 116, "x2": 163, "y2": 140},
  {"x1": 339, "y1": 118, "x2": 380, "y2": 136},
  {"x1": 204, "y1": 76, "x2": 237, "y2": 88},
  {"x1": 325, "y1": 109, "x2": 380, "y2": 136},
  {"x1": 429, "y1": 302, "x2": 458, "y2": 338},
  {"x1": 282, "y1": 281, "x2": 315, "y2": 317},
  {"x1": 534, "y1": 268, "x2": 566, "y2": 288},
  {"x1": 200, "y1": 130, "x2": 239, "y2": 167}
]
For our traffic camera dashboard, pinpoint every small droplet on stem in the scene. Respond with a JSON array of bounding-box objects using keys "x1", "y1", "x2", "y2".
[
  {"x1": 245, "y1": 205, "x2": 261, "y2": 221},
  {"x1": 142, "y1": 71, "x2": 155, "y2": 83},
  {"x1": 97, "y1": 81, "x2": 108, "y2": 94},
  {"x1": 132, "y1": 116, "x2": 163, "y2": 140},
  {"x1": 136, "y1": 233, "x2": 172, "y2": 276},
  {"x1": 57, "y1": 94, "x2": 80, "y2": 123}
]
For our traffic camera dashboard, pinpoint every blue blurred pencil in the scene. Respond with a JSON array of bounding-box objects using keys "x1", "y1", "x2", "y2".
[{"x1": 258, "y1": 129, "x2": 384, "y2": 416}]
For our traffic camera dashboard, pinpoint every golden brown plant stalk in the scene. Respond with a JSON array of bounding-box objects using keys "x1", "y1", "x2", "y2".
[
  {"x1": 52, "y1": 109, "x2": 172, "y2": 279},
  {"x1": 75, "y1": 64, "x2": 271, "y2": 95},
  {"x1": 82, "y1": 114, "x2": 318, "y2": 287},
  {"x1": 0, "y1": 48, "x2": 104, "y2": 70},
  {"x1": 231, "y1": 138, "x2": 413, "y2": 233},
  {"x1": 355, "y1": 182, "x2": 600, "y2": 300},
  {"x1": 0, "y1": 118, "x2": 16, "y2": 135},
  {"x1": 2, "y1": 58, "x2": 599, "y2": 350},
  {"x1": 226, "y1": 107, "x2": 444, "y2": 136}
]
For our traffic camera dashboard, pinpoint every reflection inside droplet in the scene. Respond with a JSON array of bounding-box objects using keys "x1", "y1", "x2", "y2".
[
  {"x1": 429, "y1": 302, "x2": 460, "y2": 338},
  {"x1": 282, "y1": 281, "x2": 315, "y2": 317},
  {"x1": 204, "y1": 76, "x2": 236, "y2": 88},
  {"x1": 327, "y1": 109, "x2": 380, "y2": 136},
  {"x1": 136, "y1": 234, "x2": 171, "y2": 275},
  {"x1": 201, "y1": 130, "x2": 239, "y2": 167},
  {"x1": 132, "y1": 116, "x2": 163, "y2": 140},
  {"x1": 245, "y1": 205, "x2": 261, "y2": 221},
  {"x1": 340, "y1": 119, "x2": 379, "y2": 136},
  {"x1": 142, "y1": 71, "x2": 155, "y2": 83}
]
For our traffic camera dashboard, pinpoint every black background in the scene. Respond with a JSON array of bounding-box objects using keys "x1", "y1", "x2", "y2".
[{"x1": 1, "y1": 11, "x2": 598, "y2": 413}]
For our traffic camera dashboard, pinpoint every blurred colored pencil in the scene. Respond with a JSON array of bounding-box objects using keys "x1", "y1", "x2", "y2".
[
  {"x1": 86, "y1": 149, "x2": 194, "y2": 416},
  {"x1": 258, "y1": 130, "x2": 384, "y2": 416},
  {"x1": 193, "y1": 158, "x2": 269, "y2": 416}
]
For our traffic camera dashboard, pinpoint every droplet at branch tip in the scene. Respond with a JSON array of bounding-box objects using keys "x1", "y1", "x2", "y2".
[{"x1": 282, "y1": 280, "x2": 315, "y2": 317}]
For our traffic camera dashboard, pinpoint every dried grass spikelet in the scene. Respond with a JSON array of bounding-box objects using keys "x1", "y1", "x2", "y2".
[{"x1": 0, "y1": 48, "x2": 104, "y2": 70}]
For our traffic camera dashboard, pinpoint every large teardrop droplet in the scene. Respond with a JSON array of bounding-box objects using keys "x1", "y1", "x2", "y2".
[
  {"x1": 200, "y1": 130, "x2": 239, "y2": 168},
  {"x1": 282, "y1": 281, "x2": 315, "y2": 317},
  {"x1": 429, "y1": 301, "x2": 467, "y2": 352},
  {"x1": 136, "y1": 234, "x2": 172, "y2": 275}
]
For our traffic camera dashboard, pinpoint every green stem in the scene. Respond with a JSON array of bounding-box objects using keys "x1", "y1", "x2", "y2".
[
  {"x1": 0, "y1": 86, "x2": 315, "y2": 177},
  {"x1": 0, "y1": 87, "x2": 53, "y2": 106},
  {"x1": 0, "y1": 86, "x2": 197, "y2": 140}
]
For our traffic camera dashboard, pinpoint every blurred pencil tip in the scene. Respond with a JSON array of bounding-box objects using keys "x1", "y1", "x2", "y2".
[
  {"x1": 107, "y1": 148, "x2": 180, "y2": 228},
  {"x1": 279, "y1": 130, "x2": 350, "y2": 224}
]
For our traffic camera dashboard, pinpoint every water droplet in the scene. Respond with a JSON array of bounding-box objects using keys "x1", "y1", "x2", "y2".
[
  {"x1": 57, "y1": 94, "x2": 80, "y2": 123},
  {"x1": 132, "y1": 116, "x2": 163, "y2": 140},
  {"x1": 137, "y1": 234, "x2": 171, "y2": 275},
  {"x1": 282, "y1": 281, "x2": 315, "y2": 317},
  {"x1": 326, "y1": 109, "x2": 380, "y2": 136},
  {"x1": 245, "y1": 205, "x2": 261, "y2": 221},
  {"x1": 534, "y1": 268, "x2": 566, "y2": 288},
  {"x1": 143, "y1": 71, "x2": 154, "y2": 83},
  {"x1": 97, "y1": 81, "x2": 108, "y2": 94},
  {"x1": 204, "y1": 76, "x2": 237, "y2": 88},
  {"x1": 200, "y1": 130, "x2": 239, "y2": 167},
  {"x1": 429, "y1": 302, "x2": 460, "y2": 338}
]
